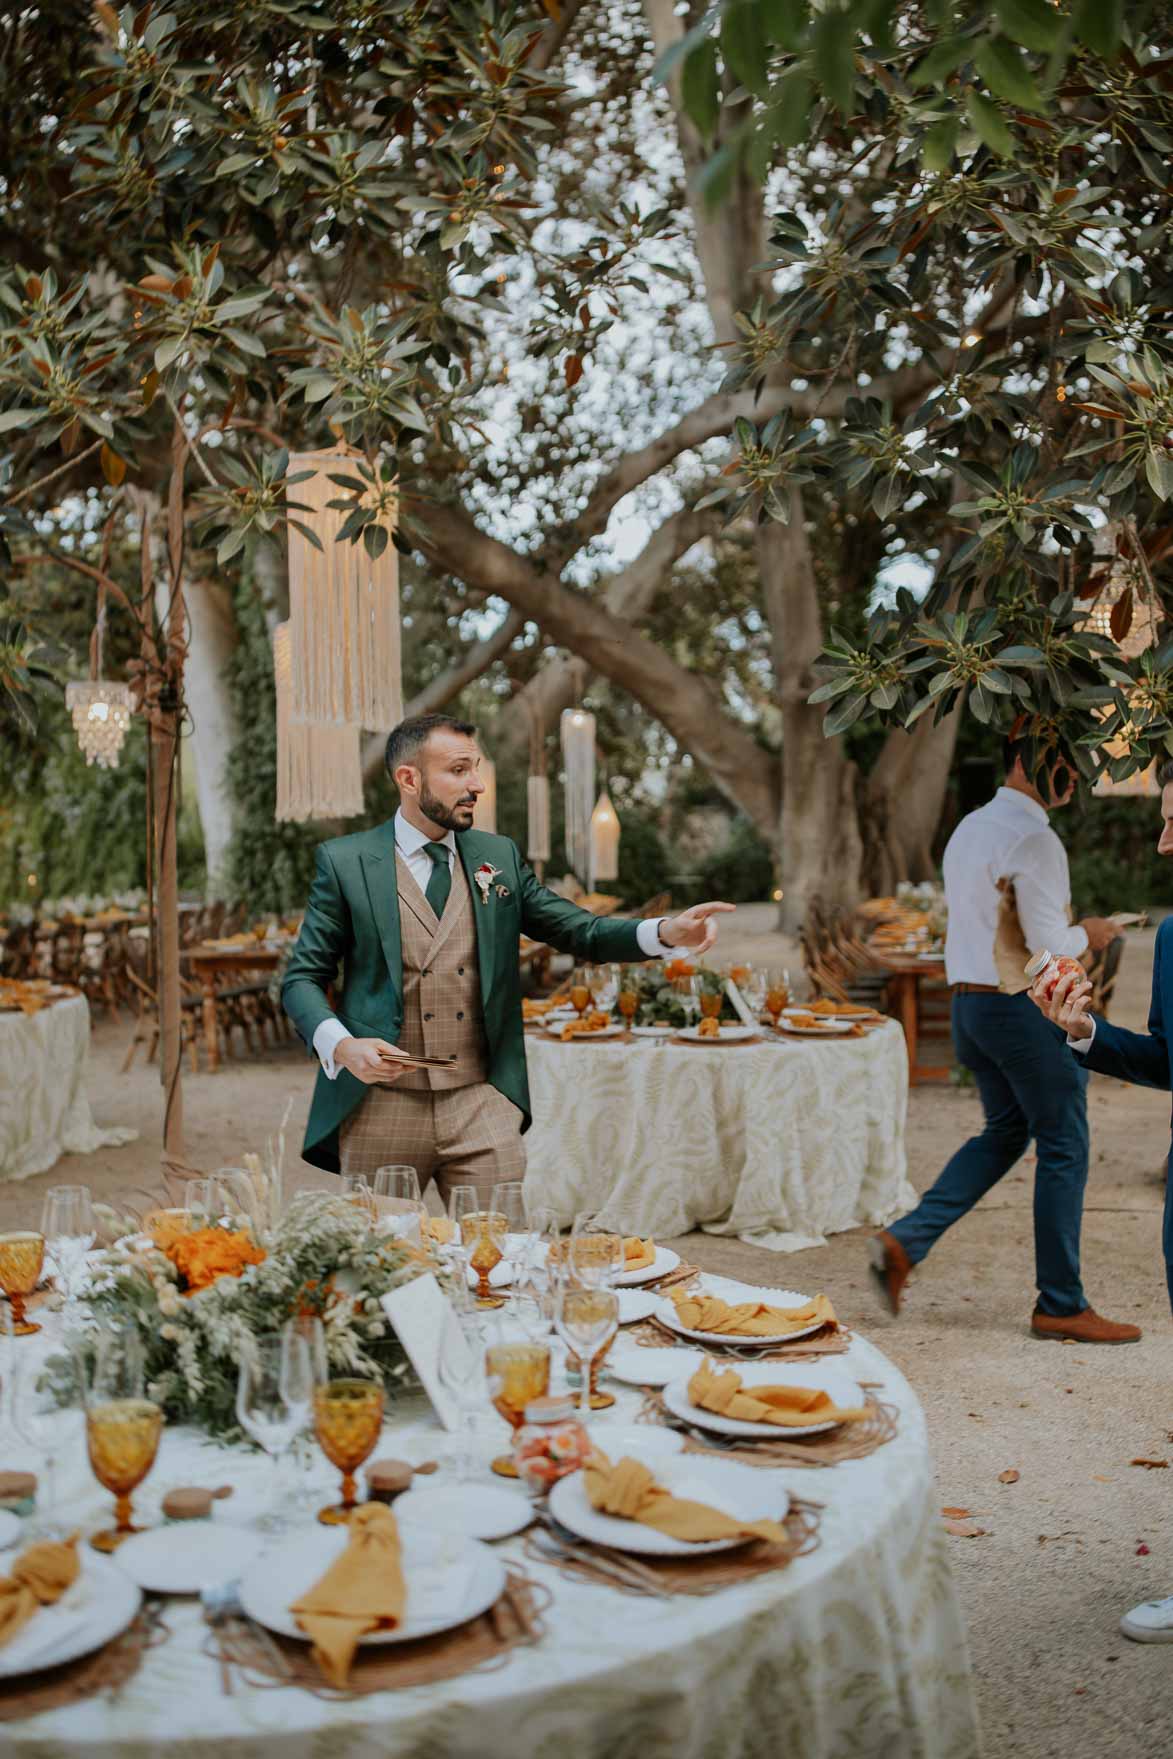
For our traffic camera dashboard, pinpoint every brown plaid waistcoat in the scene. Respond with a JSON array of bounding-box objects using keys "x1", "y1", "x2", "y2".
[{"x1": 392, "y1": 851, "x2": 488, "y2": 1090}]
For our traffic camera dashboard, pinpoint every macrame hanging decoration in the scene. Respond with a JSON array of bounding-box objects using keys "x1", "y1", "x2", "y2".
[
  {"x1": 472, "y1": 756, "x2": 497, "y2": 833},
  {"x1": 589, "y1": 790, "x2": 620, "y2": 887},
  {"x1": 286, "y1": 449, "x2": 402, "y2": 728},
  {"x1": 66, "y1": 589, "x2": 133, "y2": 768},
  {"x1": 526, "y1": 703, "x2": 550, "y2": 865},
  {"x1": 273, "y1": 621, "x2": 364, "y2": 822},
  {"x1": 560, "y1": 707, "x2": 596, "y2": 888}
]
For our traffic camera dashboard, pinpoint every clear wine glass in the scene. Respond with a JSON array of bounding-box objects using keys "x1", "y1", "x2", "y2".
[
  {"x1": 282, "y1": 1313, "x2": 328, "y2": 1513},
  {"x1": 436, "y1": 1307, "x2": 487, "y2": 1481},
  {"x1": 554, "y1": 1286, "x2": 619, "y2": 1420},
  {"x1": 236, "y1": 1332, "x2": 312, "y2": 1534},
  {"x1": 41, "y1": 1184, "x2": 96, "y2": 1310},
  {"x1": 491, "y1": 1179, "x2": 529, "y2": 1274},
  {"x1": 3, "y1": 1299, "x2": 79, "y2": 1540},
  {"x1": 569, "y1": 1212, "x2": 624, "y2": 1288}
]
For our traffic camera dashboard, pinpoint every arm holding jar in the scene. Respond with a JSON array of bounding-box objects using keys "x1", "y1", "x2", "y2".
[{"x1": 1032, "y1": 918, "x2": 1172, "y2": 1090}]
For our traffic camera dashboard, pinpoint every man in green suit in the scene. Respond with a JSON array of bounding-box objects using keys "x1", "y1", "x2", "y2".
[{"x1": 282, "y1": 714, "x2": 734, "y2": 1195}]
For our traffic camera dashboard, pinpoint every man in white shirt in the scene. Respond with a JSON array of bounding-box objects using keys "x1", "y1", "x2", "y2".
[{"x1": 868, "y1": 737, "x2": 1137, "y2": 1344}]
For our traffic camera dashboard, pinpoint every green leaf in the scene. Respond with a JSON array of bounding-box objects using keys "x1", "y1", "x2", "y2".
[
  {"x1": 812, "y1": 11, "x2": 854, "y2": 115},
  {"x1": 910, "y1": 34, "x2": 969, "y2": 88},
  {"x1": 363, "y1": 522, "x2": 390, "y2": 561},
  {"x1": 720, "y1": 2, "x2": 771, "y2": 100},
  {"x1": 994, "y1": 0, "x2": 1061, "y2": 53},
  {"x1": 216, "y1": 525, "x2": 248, "y2": 565},
  {"x1": 154, "y1": 335, "x2": 185, "y2": 371},
  {"x1": 965, "y1": 89, "x2": 1015, "y2": 157},
  {"x1": 758, "y1": 69, "x2": 813, "y2": 152},
  {"x1": 807, "y1": 675, "x2": 858, "y2": 704},
  {"x1": 682, "y1": 41, "x2": 721, "y2": 139},
  {"x1": 823, "y1": 691, "x2": 868, "y2": 735},
  {"x1": 0, "y1": 408, "x2": 42, "y2": 433},
  {"x1": 695, "y1": 136, "x2": 744, "y2": 211},
  {"x1": 922, "y1": 114, "x2": 959, "y2": 173},
  {"x1": 1074, "y1": 0, "x2": 1122, "y2": 58},
  {"x1": 995, "y1": 645, "x2": 1046, "y2": 665},
  {"x1": 760, "y1": 0, "x2": 809, "y2": 50},
  {"x1": 1145, "y1": 449, "x2": 1173, "y2": 500},
  {"x1": 975, "y1": 38, "x2": 1046, "y2": 112}
]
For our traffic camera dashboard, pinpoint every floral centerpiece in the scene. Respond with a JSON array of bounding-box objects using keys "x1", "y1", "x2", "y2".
[
  {"x1": 629, "y1": 961, "x2": 736, "y2": 1027},
  {"x1": 56, "y1": 1192, "x2": 436, "y2": 1443}
]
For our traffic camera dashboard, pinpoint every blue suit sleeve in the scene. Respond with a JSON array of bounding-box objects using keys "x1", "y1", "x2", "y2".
[{"x1": 1080, "y1": 923, "x2": 1170, "y2": 1090}]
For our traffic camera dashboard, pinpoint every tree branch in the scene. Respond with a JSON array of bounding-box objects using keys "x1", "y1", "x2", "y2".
[
  {"x1": 530, "y1": 0, "x2": 592, "y2": 72},
  {"x1": 414, "y1": 498, "x2": 779, "y2": 833},
  {"x1": 360, "y1": 606, "x2": 529, "y2": 783}
]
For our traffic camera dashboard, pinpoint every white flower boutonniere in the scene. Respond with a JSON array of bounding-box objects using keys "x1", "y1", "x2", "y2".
[{"x1": 474, "y1": 861, "x2": 501, "y2": 905}]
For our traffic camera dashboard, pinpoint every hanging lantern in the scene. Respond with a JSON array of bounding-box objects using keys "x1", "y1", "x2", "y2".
[
  {"x1": 560, "y1": 707, "x2": 596, "y2": 886},
  {"x1": 273, "y1": 622, "x2": 364, "y2": 821},
  {"x1": 527, "y1": 775, "x2": 551, "y2": 863},
  {"x1": 66, "y1": 681, "x2": 133, "y2": 769},
  {"x1": 589, "y1": 790, "x2": 620, "y2": 886},
  {"x1": 286, "y1": 450, "x2": 402, "y2": 728},
  {"x1": 473, "y1": 756, "x2": 497, "y2": 832}
]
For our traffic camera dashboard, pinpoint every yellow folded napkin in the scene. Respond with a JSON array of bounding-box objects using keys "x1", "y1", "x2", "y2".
[
  {"x1": 290, "y1": 1505, "x2": 406, "y2": 1686},
  {"x1": 584, "y1": 1449, "x2": 786, "y2": 1546},
  {"x1": 622, "y1": 1236, "x2": 656, "y2": 1271},
  {"x1": 0, "y1": 1534, "x2": 81, "y2": 1650},
  {"x1": 688, "y1": 1359, "x2": 867, "y2": 1428},
  {"x1": 670, "y1": 1289, "x2": 837, "y2": 1337}
]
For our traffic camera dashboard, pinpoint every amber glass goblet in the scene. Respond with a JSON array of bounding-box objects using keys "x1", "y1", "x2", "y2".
[
  {"x1": 313, "y1": 1378, "x2": 385, "y2": 1525},
  {"x1": 484, "y1": 1341, "x2": 550, "y2": 1477},
  {"x1": 462, "y1": 1210, "x2": 507, "y2": 1309},
  {"x1": 0, "y1": 1232, "x2": 45, "y2": 1336},
  {"x1": 86, "y1": 1399, "x2": 164, "y2": 1552},
  {"x1": 698, "y1": 990, "x2": 723, "y2": 1021},
  {"x1": 569, "y1": 970, "x2": 591, "y2": 1016},
  {"x1": 617, "y1": 987, "x2": 638, "y2": 1027},
  {"x1": 764, "y1": 975, "x2": 789, "y2": 1028}
]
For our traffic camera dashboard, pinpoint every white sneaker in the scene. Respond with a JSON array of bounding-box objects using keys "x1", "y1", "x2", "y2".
[{"x1": 1120, "y1": 1595, "x2": 1173, "y2": 1642}]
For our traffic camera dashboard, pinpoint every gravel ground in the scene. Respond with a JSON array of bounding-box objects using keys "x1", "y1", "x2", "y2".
[{"x1": 2, "y1": 911, "x2": 1171, "y2": 1758}]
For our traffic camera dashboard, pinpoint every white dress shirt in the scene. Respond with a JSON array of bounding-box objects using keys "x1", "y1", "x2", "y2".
[
  {"x1": 942, "y1": 786, "x2": 1087, "y2": 988},
  {"x1": 312, "y1": 808, "x2": 675, "y2": 1077}
]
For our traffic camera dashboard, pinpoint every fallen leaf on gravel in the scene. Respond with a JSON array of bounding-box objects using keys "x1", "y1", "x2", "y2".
[
  {"x1": 1093, "y1": 1475, "x2": 1114, "y2": 1483},
  {"x1": 944, "y1": 1520, "x2": 988, "y2": 1538},
  {"x1": 941, "y1": 1506, "x2": 970, "y2": 1518},
  {"x1": 1130, "y1": 1458, "x2": 1169, "y2": 1469},
  {"x1": 1137, "y1": 1543, "x2": 1151, "y2": 1555},
  {"x1": 997, "y1": 1469, "x2": 1020, "y2": 1484}
]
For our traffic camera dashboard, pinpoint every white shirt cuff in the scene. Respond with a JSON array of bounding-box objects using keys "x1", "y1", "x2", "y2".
[
  {"x1": 635, "y1": 917, "x2": 675, "y2": 959},
  {"x1": 313, "y1": 1017, "x2": 353, "y2": 1079},
  {"x1": 1068, "y1": 1017, "x2": 1096, "y2": 1053}
]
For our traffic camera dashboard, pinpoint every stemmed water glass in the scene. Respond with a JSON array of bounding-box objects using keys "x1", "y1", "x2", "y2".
[
  {"x1": 373, "y1": 1165, "x2": 427, "y2": 1243},
  {"x1": 436, "y1": 1305, "x2": 487, "y2": 1482},
  {"x1": 41, "y1": 1184, "x2": 96, "y2": 1310},
  {"x1": 2, "y1": 1299, "x2": 78, "y2": 1539},
  {"x1": 338, "y1": 1175, "x2": 377, "y2": 1223},
  {"x1": 0, "y1": 1231, "x2": 45, "y2": 1336},
  {"x1": 236, "y1": 1331, "x2": 314, "y2": 1534},
  {"x1": 312, "y1": 1378, "x2": 385, "y2": 1525},
  {"x1": 82, "y1": 1324, "x2": 164, "y2": 1552},
  {"x1": 483, "y1": 1338, "x2": 551, "y2": 1478},
  {"x1": 282, "y1": 1314, "x2": 328, "y2": 1513},
  {"x1": 491, "y1": 1179, "x2": 529, "y2": 1278},
  {"x1": 554, "y1": 1285, "x2": 619, "y2": 1422},
  {"x1": 589, "y1": 963, "x2": 619, "y2": 1013},
  {"x1": 460, "y1": 1210, "x2": 508, "y2": 1310}
]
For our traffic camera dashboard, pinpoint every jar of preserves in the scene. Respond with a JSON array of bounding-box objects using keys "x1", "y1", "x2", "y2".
[
  {"x1": 513, "y1": 1395, "x2": 591, "y2": 1494},
  {"x1": 1024, "y1": 948, "x2": 1085, "y2": 1002}
]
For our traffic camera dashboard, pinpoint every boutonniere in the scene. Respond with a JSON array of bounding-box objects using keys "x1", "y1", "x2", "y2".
[{"x1": 473, "y1": 861, "x2": 502, "y2": 905}]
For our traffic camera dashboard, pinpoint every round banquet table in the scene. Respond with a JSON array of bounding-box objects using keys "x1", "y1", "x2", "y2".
[
  {"x1": 4, "y1": 1301, "x2": 980, "y2": 1759},
  {"x1": 0, "y1": 994, "x2": 136, "y2": 1183},
  {"x1": 523, "y1": 1019, "x2": 916, "y2": 1252}
]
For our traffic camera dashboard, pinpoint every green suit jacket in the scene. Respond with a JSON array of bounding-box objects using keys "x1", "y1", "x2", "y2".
[{"x1": 281, "y1": 820, "x2": 648, "y2": 1173}]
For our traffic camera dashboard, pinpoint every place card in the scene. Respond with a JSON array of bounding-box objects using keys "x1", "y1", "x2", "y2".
[
  {"x1": 380, "y1": 1273, "x2": 471, "y2": 1432},
  {"x1": 724, "y1": 979, "x2": 758, "y2": 1028}
]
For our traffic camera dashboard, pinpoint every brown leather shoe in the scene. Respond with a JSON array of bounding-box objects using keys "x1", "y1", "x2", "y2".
[
  {"x1": 1030, "y1": 1306, "x2": 1142, "y2": 1344},
  {"x1": 868, "y1": 1231, "x2": 913, "y2": 1316}
]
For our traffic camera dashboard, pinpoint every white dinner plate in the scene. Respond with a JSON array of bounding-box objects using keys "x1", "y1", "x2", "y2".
[
  {"x1": 545, "y1": 1022, "x2": 625, "y2": 1040},
  {"x1": 615, "y1": 1245, "x2": 680, "y2": 1287},
  {"x1": 674, "y1": 1024, "x2": 760, "y2": 1043},
  {"x1": 781, "y1": 1005, "x2": 873, "y2": 1022},
  {"x1": 616, "y1": 1289, "x2": 659, "y2": 1324},
  {"x1": 0, "y1": 1554, "x2": 141, "y2": 1679},
  {"x1": 586, "y1": 1423, "x2": 685, "y2": 1461},
  {"x1": 775, "y1": 1018, "x2": 853, "y2": 1035},
  {"x1": 629, "y1": 1024, "x2": 675, "y2": 1038},
  {"x1": 662, "y1": 1360, "x2": 866, "y2": 1440},
  {"x1": 239, "y1": 1526, "x2": 506, "y2": 1647},
  {"x1": 655, "y1": 1282, "x2": 826, "y2": 1346},
  {"x1": 393, "y1": 1484, "x2": 533, "y2": 1541},
  {"x1": 0, "y1": 1511, "x2": 22, "y2": 1551},
  {"x1": 113, "y1": 1523, "x2": 264, "y2": 1595},
  {"x1": 548, "y1": 1453, "x2": 789, "y2": 1557},
  {"x1": 606, "y1": 1344, "x2": 704, "y2": 1388}
]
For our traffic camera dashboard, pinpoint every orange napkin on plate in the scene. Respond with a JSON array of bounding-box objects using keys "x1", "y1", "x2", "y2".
[
  {"x1": 688, "y1": 1359, "x2": 866, "y2": 1428},
  {"x1": 583, "y1": 1449, "x2": 786, "y2": 1546},
  {"x1": 622, "y1": 1237, "x2": 656, "y2": 1271},
  {"x1": 670, "y1": 1290, "x2": 836, "y2": 1337},
  {"x1": 0, "y1": 1534, "x2": 80, "y2": 1649},
  {"x1": 290, "y1": 1505, "x2": 406, "y2": 1686}
]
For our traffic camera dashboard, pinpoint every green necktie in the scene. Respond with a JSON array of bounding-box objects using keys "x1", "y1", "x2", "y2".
[{"x1": 423, "y1": 841, "x2": 451, "y2": 920}]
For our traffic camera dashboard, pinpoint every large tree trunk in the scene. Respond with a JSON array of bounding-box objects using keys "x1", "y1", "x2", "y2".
[
  {"x1": 863, "y1": 708, "x2": 963, "y2": 895},
  {"x1": 760, "y1": 502, "x2": 863, "y2": 931},
  {"x1": 183, "y1": 573, "x2": 241, "y2": 894}
]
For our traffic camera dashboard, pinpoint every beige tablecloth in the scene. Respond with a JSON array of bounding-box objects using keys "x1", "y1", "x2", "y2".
[
  {"x1": 524, "y1": 1021, "x2": 914, "y2": 1250},
  {"x1": 0, "y1": 994, "x2": 136, "y2": 1182}
]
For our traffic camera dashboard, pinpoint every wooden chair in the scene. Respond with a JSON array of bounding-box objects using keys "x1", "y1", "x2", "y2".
[
  {"x1": 637, "y1": 891, "x2": 672, "y2": 918},
  {"x1": 78, "y1": 928, "x2": 124, "y2": 1018},
  {"x1": 121, "y1": 965, "x2": 204, "y2": 1073}
]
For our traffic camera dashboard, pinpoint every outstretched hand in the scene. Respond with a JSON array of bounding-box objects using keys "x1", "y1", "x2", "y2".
[
  {"x1": 659, "y1": 900, "x2": 737, "y2": 958},
  {"x1": 1031, "y1": 967, "x2": 1094, "y2": 1041}
]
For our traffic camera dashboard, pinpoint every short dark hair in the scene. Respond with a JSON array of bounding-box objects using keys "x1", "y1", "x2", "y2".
[
  {"x1": 1157, "y1": 759, "x2": 1173, "y2": 791},
  {"x1": 384, "y1": 714, "x2": 476, "y2": 783}
]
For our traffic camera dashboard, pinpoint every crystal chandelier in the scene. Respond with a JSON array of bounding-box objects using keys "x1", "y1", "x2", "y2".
[{"x1": 65, "y1": 681, "x2": 134, "y2": 769}]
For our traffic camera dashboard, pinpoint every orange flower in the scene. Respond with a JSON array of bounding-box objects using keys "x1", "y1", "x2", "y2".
[
  {"x1": 664, "y1": 958, "x2": 695, "y2": 979},
  {"x1": 167, "y1": 1227, "x2": 265, "y2": 1294}
]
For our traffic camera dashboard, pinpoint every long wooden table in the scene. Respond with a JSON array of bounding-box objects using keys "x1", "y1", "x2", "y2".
[
  {"x1": 183, "y1": 944, "x2": 286, "y2": 1072},
  {"x1": 877, "y1": 953, "x2": 949, "y2": 1084}
]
